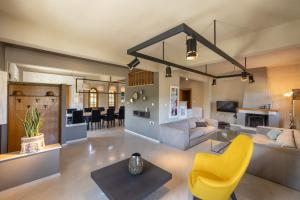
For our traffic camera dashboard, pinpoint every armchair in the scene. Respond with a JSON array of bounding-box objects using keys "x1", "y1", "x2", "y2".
[{"x1": 188, "y1": 134, "x2": 253, "y2": 200}]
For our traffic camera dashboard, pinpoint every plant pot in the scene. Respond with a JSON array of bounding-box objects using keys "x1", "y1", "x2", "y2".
[{"x1": 20, "y1": 134, "x2": 45, "y2": 154}]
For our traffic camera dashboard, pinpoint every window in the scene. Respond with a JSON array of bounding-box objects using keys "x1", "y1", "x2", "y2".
[
  {"x1": 89, "y1": 88, "x2": 98, "y2": 107},
  {"x1": 108, "y1": 92, "x2": 115, "y2": 107}
]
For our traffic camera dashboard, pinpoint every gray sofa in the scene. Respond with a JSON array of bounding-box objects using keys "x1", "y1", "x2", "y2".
[
  {"x1": 159, "y1": 117, "x2": 218, "y2": 150},
  {"x1": 247, "y1": 126, "x2": 300, "y2": 191}
]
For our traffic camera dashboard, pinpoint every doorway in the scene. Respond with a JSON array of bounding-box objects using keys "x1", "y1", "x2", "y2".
[{"x1": 180, "y1": 89, "x2": 192, "y2": 109}]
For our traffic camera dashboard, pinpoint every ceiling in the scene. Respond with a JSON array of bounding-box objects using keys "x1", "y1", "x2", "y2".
[{"x1": 1, "y1": 0, "x2": 300, "y2": 74}]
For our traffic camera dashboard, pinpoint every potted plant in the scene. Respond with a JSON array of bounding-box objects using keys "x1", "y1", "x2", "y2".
[{"x1": 20, "y1": 107, "x2": 45, "y2": 154}]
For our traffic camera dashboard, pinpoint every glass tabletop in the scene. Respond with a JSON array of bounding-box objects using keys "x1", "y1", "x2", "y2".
[{"x1": 210, "y1": 129, "x2": 239, "y2": 142}]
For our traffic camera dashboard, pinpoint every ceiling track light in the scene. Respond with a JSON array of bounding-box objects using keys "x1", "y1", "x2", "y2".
[
  {"x1": 212, "y1": 78, "x2": 217, "y2": 86},
  {"x1": 165, "y1": 66, "x2": 172, "y2": 77},
  {"x1": 241, "y1": 71, "x2": 248, "y2": 81},
  {"x1": 249, "y1": 75, "x2": 255, "y2": 83},
  {"x1": 186, "y1": 36, "x2": 197, "y2": 61},
  {"x1": 163, "y1": 41, "x2": 172, "y2": 78},
  {"x1": 127, "y1": 57, "x2": 140, "y2": 70}
]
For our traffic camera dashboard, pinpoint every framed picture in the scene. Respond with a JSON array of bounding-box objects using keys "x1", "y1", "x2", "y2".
[
  {"x1": 179, "y1": 101, "x2": 187, "y2": 119},
  {"x1": 169, "y1": 85, "x2": 179, "y2": 118}
]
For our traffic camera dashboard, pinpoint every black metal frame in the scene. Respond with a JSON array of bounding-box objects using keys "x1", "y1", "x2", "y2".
[
  {"x1": 127, "y1": 23, "x2": 252, "y2": 79},
  {"x1": 75, "y1": 78, "x2": 126, "y2": 94}
]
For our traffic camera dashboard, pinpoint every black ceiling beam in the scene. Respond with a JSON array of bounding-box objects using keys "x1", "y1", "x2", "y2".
[
  {"x1": 216, "y1": 73, "x2": 243, "y2": 79},
  {"x1": 127, "y1": 23, "x2": 252, "y2": 78},
  {"x1": 132, "y1": 52, "x2": 216, "y2": 78}
]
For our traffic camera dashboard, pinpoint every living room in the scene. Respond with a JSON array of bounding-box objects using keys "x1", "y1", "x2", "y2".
[{"x1": 0, "y1": 1, "x2": 300, "y2": 200}]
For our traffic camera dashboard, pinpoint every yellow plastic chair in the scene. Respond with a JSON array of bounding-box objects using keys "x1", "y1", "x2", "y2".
[{"x1": 188, "y1": 134, "x2": 253, "y2": 200}]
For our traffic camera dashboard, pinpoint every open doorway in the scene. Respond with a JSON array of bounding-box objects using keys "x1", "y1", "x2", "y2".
[{"x1": 180, "y1": 89, "x2": 192, "y2": 109}]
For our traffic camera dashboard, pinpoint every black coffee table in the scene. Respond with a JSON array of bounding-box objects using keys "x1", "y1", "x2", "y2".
[{"x1": 91, "y1": 159, "x2": 172, "y2": 200}]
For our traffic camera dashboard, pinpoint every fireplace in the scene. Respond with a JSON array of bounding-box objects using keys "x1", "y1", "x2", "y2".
[{"x1": 245, "y1": 114, "x2": 269, "y2": 127}]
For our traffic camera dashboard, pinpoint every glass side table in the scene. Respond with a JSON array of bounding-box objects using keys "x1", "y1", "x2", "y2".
[{"x1": 210, "y1": 129, "x2": 239, "y2": 153}]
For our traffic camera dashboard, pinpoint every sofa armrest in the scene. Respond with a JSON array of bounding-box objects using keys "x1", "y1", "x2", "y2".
[
  {"x1": 159, "y1": 125, "x2": 189, "y2": 150},
  {"x1": 205, "y1": 118, "x2": 218, "y2": 128}
]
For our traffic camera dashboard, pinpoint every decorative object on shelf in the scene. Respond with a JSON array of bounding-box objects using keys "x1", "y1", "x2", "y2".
[
  {"x1": 46, "y1": 91, "x2": 54, "y2": 96},
  {"x1": 145, "y1": 107, "x2": 149, "y2": 112},
  {"x1": 19, "y1": 107, "x2": 45, "y2": 154},
  {"x1": 169, "y1": 85, "x2": 179, "y2": 118},
  {"x1": 13, "y1": 90, "x2": 23, "y2": 96},
  {"x1": 142, "y1": 96, "x2": 147, "y2": 101},
  {"x1": 139, "y1": 90, "x2": 144, "y2": 95},
  {"x1": 130, "y1": 98, "x2": 134, "y2": 103},
  {"x1": 133, "y1": 110, "x2": 150, "y2": 118},
  {"x1": 132, "y1": 92, "x2": 139, "y2": 101},
  {"x1": 128, "y1": 153, "x2": 144, "y2": 175}
]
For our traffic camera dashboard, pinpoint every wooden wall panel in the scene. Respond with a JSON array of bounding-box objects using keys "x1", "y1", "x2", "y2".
[
  {"x1": 128, "y1": 70, "x2": 154, "y2": 86},
  {"x1": 8, "y1": 83, "x2": 61, "y2": 152}
]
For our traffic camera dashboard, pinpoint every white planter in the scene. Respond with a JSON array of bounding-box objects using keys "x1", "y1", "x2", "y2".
[{"x1": 20, "y1": 134, "x2": 45, "y2": 154}]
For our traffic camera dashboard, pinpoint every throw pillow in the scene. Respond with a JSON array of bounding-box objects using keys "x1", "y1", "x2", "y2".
[
  {"x1": 266, "y1": 129, "x2": 282, "y2": 140},
  {"x1": 188, "y1": 117, "x2": 198, "y2": 129},
  {"x1": 196, "y1": 121, "x2": 208, "y2": 127},
  {"x1": 276, "y1": 131, "x2": 296, "y2": 148}
]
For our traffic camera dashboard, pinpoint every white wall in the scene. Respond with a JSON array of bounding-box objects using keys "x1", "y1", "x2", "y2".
[{"x1": 23, "y1": 71, "x2": 83, "y2": 109}]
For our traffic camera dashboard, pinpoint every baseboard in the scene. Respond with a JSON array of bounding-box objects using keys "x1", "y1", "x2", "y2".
[
  {"x1": 124, "y1": 129, "x2": 160, "y2": 143},
  {"x1": 0, "y1": 173, "x2": 60, "y2": 193},
  {"x1": 62, "y1": 138, "x2": 87, "y2": 146}
]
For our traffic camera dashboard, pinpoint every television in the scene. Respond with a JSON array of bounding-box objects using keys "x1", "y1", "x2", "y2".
[{"x1": 216, "y1": 101, "x2": 238, "y2": 113}]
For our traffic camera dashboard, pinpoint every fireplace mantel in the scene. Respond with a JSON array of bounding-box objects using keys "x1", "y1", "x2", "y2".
[{"x1": 237, "y1": 108, "x2": 279, "y2": 116}]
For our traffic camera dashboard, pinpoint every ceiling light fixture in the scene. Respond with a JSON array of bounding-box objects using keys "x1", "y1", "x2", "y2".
[
  {"x1": 127, "y1": 57, "x2": 140, "y2": 70},
  {"x1": 162, "y1": 41, "x2": 172, "y2": 78},
  {"x1": 248, "y1": 75, "x2": 255, "y2": 84},
  {"x1": 166, "y1": 66, "x2": 172, "y2": 77},
  {"x1": 186, "y1": 36, "x2": 197, "y2": 60},
  {"x1": 241, "y1": 71, "x2": 248, "y2": 81},
  {"x1": 212, "y1": 78, "x2": 217, "y2": 86}
]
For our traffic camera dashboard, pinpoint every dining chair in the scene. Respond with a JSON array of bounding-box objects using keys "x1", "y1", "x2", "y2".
[
  {"x1": 84, "y1": 107, "x2": 92, "y2": 112},
  {"x1": 91, "y1": 109, "x2": 101, "y2": 129},
  {"x1": 117, "y1": 107, "x2": 125, "y2": 126},
  {"x1": 102, "y1": 108, "x2": 115, "y2": 128},
  {"x1": 72, "y1": 110, "x2": 84, "y2": 124}
]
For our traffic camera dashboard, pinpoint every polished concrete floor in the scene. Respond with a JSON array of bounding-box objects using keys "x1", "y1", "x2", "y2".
[{"x1": 0, "y1": 127, "x2": 300, "y2": 200}]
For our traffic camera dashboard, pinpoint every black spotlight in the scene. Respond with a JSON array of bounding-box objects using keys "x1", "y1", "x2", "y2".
[
  {"x1": 165, "y1": 66, "x2": 172, "y2": 77},
  {"x1": 186, "y1": 37, "x2": 197, "y2": 60},
  {"x1": 127, "y1": 57, "x2": 140, "y2": 70},
  {"x1": 212, "y1": 78, "x2": 217, "y2": 86},
  {"x1": 249, "y1": 75, "x2": 255, "y2": 83},
  {"x1": 241, "y1": 71, "x2": 248, "y2": 81}
]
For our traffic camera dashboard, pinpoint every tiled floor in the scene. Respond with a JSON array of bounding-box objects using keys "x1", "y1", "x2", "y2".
[{"x1": 0, "y1": 127, "x2": 300, "y2": 200}]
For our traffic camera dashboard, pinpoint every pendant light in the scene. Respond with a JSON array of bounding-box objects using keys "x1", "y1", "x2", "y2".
[
  {"x1": 163, "y1": 41, "x2": 171, "y2": 78},
  {"x1": 212, "y1": 78, "x2": 217, "y2": 86},
  {"x1": 248, "y1": 75, "x2": 255, "y2": 83},
  {"x1": 241, "y1": 71, "x2": 248, "y2": 81},
  {"x1": 186, "y1": 36, "x2": 197, "y2": 60},
  {"x1": 127, "y1": 57, "x2": 140, "y2": 70}
]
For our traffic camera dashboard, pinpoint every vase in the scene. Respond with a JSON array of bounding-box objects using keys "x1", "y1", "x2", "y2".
[
  {"x1": 128, "y1": 153, "x2": 144, "y2": 175},
  {"x1": 20, "y1": 134, "x2": 45, "y2": 154}
]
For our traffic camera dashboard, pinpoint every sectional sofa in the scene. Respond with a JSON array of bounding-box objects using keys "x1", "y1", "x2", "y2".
[
  {"x1": 159, "y1": 117, "x2": 218, "y2": 150},
  {"x1": 247, "y1": 126, "x2": 300, "y2": 191}
]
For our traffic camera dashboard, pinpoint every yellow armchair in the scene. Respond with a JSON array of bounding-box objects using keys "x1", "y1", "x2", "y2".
[{"x1": 188, "y1": 134, "x2": 253, "y2": 200}]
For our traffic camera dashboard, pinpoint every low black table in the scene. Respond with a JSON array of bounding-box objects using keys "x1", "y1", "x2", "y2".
[{"x1": 91, "y1": 159, "x2": 172, "y2": 200}]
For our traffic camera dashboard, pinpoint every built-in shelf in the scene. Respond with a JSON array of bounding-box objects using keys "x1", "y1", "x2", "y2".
[{"x1": 133, "y1": 110, "x2": 150, "y2": 118}]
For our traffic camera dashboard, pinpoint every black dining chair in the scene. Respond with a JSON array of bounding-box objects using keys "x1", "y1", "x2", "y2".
[
  {"x1": 91, "y1": 109, "x2": 101, "y2": 129},
  {"x1": 72, "y1": 110, "x2": 84, "y2": 124},
  {"x1": 98, "y1": 107, "x2": 105, "y2": 113},
  {"x1": 84, "y1": 107, "x2": 92, "y2": 112},
  {"x1": 102, "y1": 108, "x2": 115, "y2": 128},
  {"x1": 109, "y1": 106, "x2": 115, "y2": 111},
  {"x1": 67, "y1": 108, "x2": 77, "y2": 114},
  {"x1": 117, "y1": 107, "x2": 125, "y2": 126}
]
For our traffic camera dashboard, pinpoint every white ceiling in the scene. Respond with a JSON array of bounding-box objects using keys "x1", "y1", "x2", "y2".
[{"x1": 1, "y1": 0, "x2": 300, "y2": 74}]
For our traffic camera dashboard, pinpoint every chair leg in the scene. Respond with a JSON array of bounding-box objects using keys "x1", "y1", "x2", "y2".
[{"x1": 231, "y1": 192, "x2": 237, "y2": 200}]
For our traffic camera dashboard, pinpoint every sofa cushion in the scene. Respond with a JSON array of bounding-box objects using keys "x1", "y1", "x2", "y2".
[
  {"x1": 253, "y1": 134, "x2": 269, "y2": 144},
  {"x1": 276, "y1": 131, "x2": 296, "y2": 148},
  {"x1": 201, "y1": 126, "x2": 217, "y2": 135},
  {"x1": 188, "y1": 117, "x2": 199, "y2": 129},
  {"x1": 190, "y1": 128, "x2": 205, "y2": 139},
  {"x1": 196, "y1": 121, "x2": 208, "y2": 127},
  {"x1": 294, "y1": 130, "x2": 300, "y2": 149},
  {"x1": 266, "y1": 129, "x2": 282, "y2": 140}
]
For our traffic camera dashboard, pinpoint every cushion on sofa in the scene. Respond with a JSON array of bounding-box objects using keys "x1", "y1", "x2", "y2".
[
  {"x1": 196, "y1": 121, "x2": 208, "y2": 127},
  {"x1": 266, "y1": 129, "x2": 282, "y2": 140},
  {"x1": 188, "y1": 117, "x2": 199, "y2": 129},
  {"x1": 189, "y1": 128, "x2": 205, "y2": 140},
  {"x1": 276, "y1": 131, "x2": 296, "y2": 148},
  {"x1": 293, "y1": 130, "x2": 300, "y2": 149},
  {"x1": 253, "y1": 134, "x2": 270, "y2": 144},
  {"x1": 201, "y1": 126, "x2": 217, "y2": 134}
]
